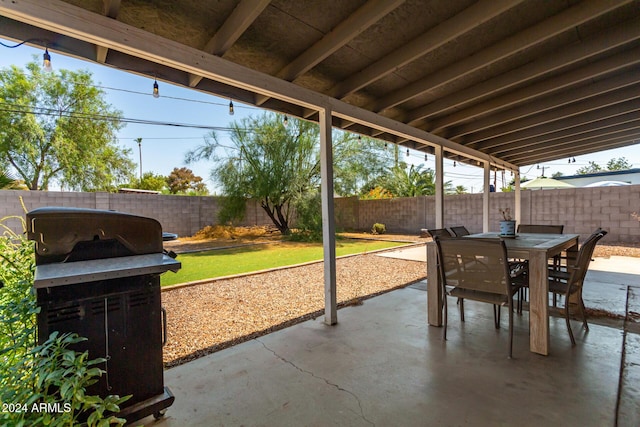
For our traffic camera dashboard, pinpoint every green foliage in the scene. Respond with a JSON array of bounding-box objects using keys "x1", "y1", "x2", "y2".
[
  {"x1": 360, "y1": 186, "x2": 394, "y2": 200},
  {"x1": 289, "y1": 191, "x2": 323, "y2": 242},
  {"x1": 0, "y1": 60, "x2": 135, "y2": 190},
  {"x1": 124, "y1": 171, "x2": 167, "y2": 192},
  {"x1": 166, "y1": 167, "x2": 208, "y2": 195},
  {"x1": 454, "y1": 185, "x2": 467, "y2": 194},
  {"x1": 379, "y1": 164, "x2": 452, "y2": 197},
  {"x1": 332, "y1": 134, "x2": 395, "y2": 197},
  {"x1": 606, "y1": 156, "x2": 631, "y2": 171},
  {"x1": 371, "y1": 223, "x2": 386, "y2": 235},
  {"x1": 0, "y1": 215, "x2": 127, "y2": 426},
  {"x1": 576, "y1": 161, "x2": 603, "y2": 175},
  {"x1": 0, "y1": 170, "x2": 26, "y2": 189},
  {"x1": 186, "y1": 113, "x2": 320, "y2": 234}
]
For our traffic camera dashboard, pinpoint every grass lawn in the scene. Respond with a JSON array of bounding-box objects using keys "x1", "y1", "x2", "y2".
[{"x1": 161, "y1": 239, "x2": 409, "y2": 286}]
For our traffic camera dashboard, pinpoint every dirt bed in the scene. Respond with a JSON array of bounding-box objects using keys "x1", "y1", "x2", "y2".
[{"x1": 161, "y1": 232, "x2": 638, "y2": 367}]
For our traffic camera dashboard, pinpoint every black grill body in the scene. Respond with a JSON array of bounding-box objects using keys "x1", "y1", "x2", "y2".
[{"x1": 27, "y1": 207, "x2": 181, "y2": 424}]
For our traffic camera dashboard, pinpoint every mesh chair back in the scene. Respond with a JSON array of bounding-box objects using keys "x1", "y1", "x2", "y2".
[
  {"x1": 517, "y1": 224, "x2": 564, "y2": 234},
  {"x1": 427, "y1": 228, "x2": 453, "y2": 239},
  {"x1": 435, "y1": 238, "x2": 511, "y2": 296},
  {"x1": 570, "y1": 231, "x2": 606, "y2": 287},
  {"x1": 449, "y1": 226, "x2": 470, "y2": 237}
]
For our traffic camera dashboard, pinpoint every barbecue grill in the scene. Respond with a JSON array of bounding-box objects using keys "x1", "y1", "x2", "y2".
[{"x1": 27, "y1": 207, "x2": 181, "y2": 423}]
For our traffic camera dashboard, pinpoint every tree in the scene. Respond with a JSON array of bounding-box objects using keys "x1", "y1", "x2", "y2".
[
  {"x1": 124, "y1": 172, "x2": 167, "y2": 192},
  {"x1": 379, "y1": 164, "x2": 453, "y2": 197},
  {"x1": 186, "y1": 113, "x2": 320, "y2": 234},
  {"x1": 606, "y1": 156, "x2": 631, "y2": 171},
  {"x1": 454, "y1": 185, "x2": 467, "y2": 194},
  {"x1": 0, "y1": 170, "x2": 26, "y2": 189},
  {"x1": 576, "y1": 161, "x2": 602, "y2": 175},
  {"x1": 332, "y1": 134, "x2": 395, "y2": 196},
  {"x1": 166, "y1": 167, "x2": 208, "y2": 194},
  {"x1": 0, "y1": 61, "x2": 135, "y2": 190}
]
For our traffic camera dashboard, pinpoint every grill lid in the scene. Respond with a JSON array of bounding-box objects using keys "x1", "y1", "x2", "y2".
[{"x1": 27, "y1": 207, "x2": 163, "y2": 264}]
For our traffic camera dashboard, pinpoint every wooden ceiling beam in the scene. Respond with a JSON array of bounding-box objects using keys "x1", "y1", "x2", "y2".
[
  {"x1": 327, "y1": 0, "x2": 521, "y2": 99},
  {"x1": 95, "y1": 0, "x2": 121, "y2": 63},
  {"x1": 405, "y1": 15, "x2": 640, "y2": 127},
  {"x1": 473, "y1": 101, "x2": 640, "y2": 151},
  {"x1": 494, "y1": 120, "x2": 640, "y2": 158},
  {"x1": 372, "y1": 0, "x2": 631, "y2": 112},
  {"x1": 432, "y1": 48, "x2": 640, "y2": 135},
  {"x1": 188, "y1": 0, "x2": 270, "y2": 87},
  {"x1": 460, "y1": 88, "x2": 639, "y2": 146},
  {"x1": 256, "y1": 0, "x2": 404, "y2": 106},
  {"x1": 503, "y1": 131, "x2": 640, "y2": 165},
  {"x1": 450, "y1": 70, "x2": 640, "y2": 143}
]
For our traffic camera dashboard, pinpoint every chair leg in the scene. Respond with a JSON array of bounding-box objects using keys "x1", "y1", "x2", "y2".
[
  {"x1": 459, "y1": 299, "x2": 465, "y2": 322},
  {"x1": 578, "y1": 295, "x2": 589, "y2": 331},
  {"x1": 564, "y1": 301, "x2": 576, "y2": 346},
  {"x1": 443, "y1": 295, "x2": 448, "y2": 341},
  {"x1": 508, "y1": 303, "x2": 514, "y2": 359},
  {"x1": 493, "y1": 305, "x2": 501, "y2": 329}
]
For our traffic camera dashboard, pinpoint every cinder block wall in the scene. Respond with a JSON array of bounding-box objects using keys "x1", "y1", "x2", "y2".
[
  {"x1": 0, "y1": 190, "x2": 273, "y2": 237},
  {"x1": 339, "y1": 185, "x2": 640, "y2": 243},
  {"x1": 2, "y1": 185, "x2": 639, "y2": 242}
]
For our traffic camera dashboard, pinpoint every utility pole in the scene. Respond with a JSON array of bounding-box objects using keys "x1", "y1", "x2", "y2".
[{"x1": 135, "y1": 138, "x2": 142, "y2": 180}]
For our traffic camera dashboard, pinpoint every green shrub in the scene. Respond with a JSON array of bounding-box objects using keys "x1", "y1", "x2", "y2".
[
  {"x1": 371, "y1": 223, "x2": 386, "y2": 235},
  {"x1": 0, "y1": 214, "x2": 128, "y2": 426},
  {"x1": 289, "y1": 192, "x2": 323, "y2": 242}
]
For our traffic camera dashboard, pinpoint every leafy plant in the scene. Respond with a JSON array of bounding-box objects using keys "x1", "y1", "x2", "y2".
[
  {"x1": 0, "y1": 213, "x2": 128, "y2": 426},
  {"x1": 371, "y1": 223, "x2": 386, "y2": 235},
  {"x1": 499, "y1": 208, "x2": 512, "y2": 221}
]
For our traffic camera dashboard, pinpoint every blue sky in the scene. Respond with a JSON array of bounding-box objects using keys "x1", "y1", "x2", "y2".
[{"x1": 1, "y1": 37, "x2": 639, "y2": 193}]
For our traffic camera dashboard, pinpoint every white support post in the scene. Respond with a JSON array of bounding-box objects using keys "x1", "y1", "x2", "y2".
[
  {"x1": 319, "y1": 107, "x2": 337, "y2": 325},
  {"x1": 514, "y1": 169, "x2": 521, "y2": 226},
  {"x1": 483, "y1": 162, "x2": 490, "y2": 232},
  {"x1": 434, "y1": 146, "x2": 444, "y2": 229}
]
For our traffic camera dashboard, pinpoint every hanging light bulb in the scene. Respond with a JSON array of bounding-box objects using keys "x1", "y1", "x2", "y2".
[
  {"x1": 572, "y1": 157, "x2": 576, "y2": 163},
  {"x1": 152, "y1": 79, "x2": 160, "y2": 98},
  {"x1": 453, "y1": 161, "x2": 457, "y2": 167},
  {"x1": 229, "y1": 100, "x2": 235, "y2": 115},
  {"x1": 406, "y1": 148, "x2": 410, "y2": 157},
  {"x1": 357, "y1": 135, "x2": 362, "y2": 143},
  {"x1": 283, "y1": 115, "x2": 289, "y2": 126},
  {"x1": 42, "y1": 48, "x2": 52, "y2": 72},
  {"x1": 384, "y1": 142, "x2": 388, "y2": 149},
  {"x1": 424, "y1": 154, "x2": 428, "y2": 161}
]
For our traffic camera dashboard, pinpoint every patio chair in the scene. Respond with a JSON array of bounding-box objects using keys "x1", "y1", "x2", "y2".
[
  {"x1": 449, "y1": 226, "x2": 470, "y2": 237},
  {"x1": 517, "y1": 224, "x2": 564, "y2": 234},
  {"x1": 426, "y1": 228, "x2": 453, "y2": 239},
  {"x1": 514, "y1": 224, "x2": 564, "y2": 307},
  {"x1": 434, "y1": 237, "x2": 525, "y2": 358},
  {"x1": 546, "y1": 230, "x2": 607, "y2": 345}
]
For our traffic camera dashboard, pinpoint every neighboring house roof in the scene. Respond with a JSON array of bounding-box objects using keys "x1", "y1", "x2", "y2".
[{"x1": 554, "y1": 168, "x2": 640, "y2": 187}]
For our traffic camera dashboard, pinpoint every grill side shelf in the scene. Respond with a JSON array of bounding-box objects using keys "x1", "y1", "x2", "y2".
[{"x1": 34, "y1": 254, "x2": 181, "y2": 288}]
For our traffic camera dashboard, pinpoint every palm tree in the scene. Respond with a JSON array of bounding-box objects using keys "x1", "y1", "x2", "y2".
[{"x1": 0, "y1": 170, "x2": 26, "y2": 189}]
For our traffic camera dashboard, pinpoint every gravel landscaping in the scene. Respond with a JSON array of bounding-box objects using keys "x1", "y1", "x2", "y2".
[{"x1": 161, "y1": 233, "x2": 639, "y2": 367}]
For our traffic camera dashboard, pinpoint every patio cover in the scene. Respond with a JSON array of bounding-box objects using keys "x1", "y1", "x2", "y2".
[{"x1": 1, "y1": 0, "x2": 639, "y2": 323}]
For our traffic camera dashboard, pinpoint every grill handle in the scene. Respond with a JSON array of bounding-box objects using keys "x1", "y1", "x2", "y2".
[{"x1": 161, "y1": 307, "x2": 168, "y2": 346}]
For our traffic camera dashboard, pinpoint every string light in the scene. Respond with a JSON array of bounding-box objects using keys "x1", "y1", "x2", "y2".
[
  {"x1": 568, "y1": 157, "x2": 576, "y2": 163},
  {"x1": 152, "y1": 79, "x2": 159, "y2": 98},
  {"x1": 453, "y1": 161, "x2": 457, "y2": 167},
  {"x1": 42, "y1": 48, "x2": 52, "y2": 72},
  {"x1": 424, "y1": 154, "x2": 428, "y2": 161},
  {"x1": 406, "y1": 148, "x2": 410, "y2": 157},
  {"x1": 283, "y1": 115, "x2": 288, "y2": 126},
  {"x1": 229, "y1": 100, "x2": 234, "y2": 115}
]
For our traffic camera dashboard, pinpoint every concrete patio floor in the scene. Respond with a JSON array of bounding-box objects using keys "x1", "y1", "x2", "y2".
[{"x1": 139, "y1": 256, "x2": 640, "y2": 427}]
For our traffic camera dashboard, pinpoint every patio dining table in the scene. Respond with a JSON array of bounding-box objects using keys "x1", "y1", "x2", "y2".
[{"x1": 427, "y1": 232, "x2": 580, "y2": 355}]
